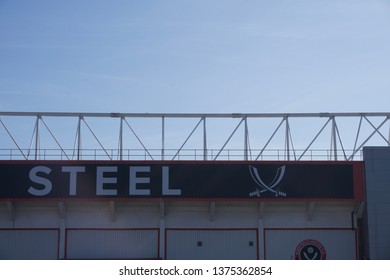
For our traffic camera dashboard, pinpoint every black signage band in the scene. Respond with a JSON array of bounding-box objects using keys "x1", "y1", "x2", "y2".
[{"x1": 0, "y1": 161, "x2": 359, "y2": 201}]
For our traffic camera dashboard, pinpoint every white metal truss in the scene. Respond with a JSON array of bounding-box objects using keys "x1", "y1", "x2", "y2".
[{"x1": 0, "y1": 112, "x2": 389, "y2": 161}]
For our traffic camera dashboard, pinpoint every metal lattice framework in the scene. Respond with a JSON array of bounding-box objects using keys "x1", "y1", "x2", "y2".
[{"x1": 0, "y1": 112, "x2": 389, "y2": 161}]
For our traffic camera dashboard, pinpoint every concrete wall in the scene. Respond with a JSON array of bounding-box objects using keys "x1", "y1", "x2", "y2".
[{"x1": 363, "y1": 147, "x2": 390, "y2": 259}]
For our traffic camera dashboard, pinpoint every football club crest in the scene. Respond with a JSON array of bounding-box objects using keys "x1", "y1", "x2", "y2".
[{"x1": 295, "y1": 239, "x2": 327, "y2": 260}]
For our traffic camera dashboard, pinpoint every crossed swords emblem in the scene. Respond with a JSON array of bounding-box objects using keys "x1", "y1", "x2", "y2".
[{"x1": 249, "y1": 165, "x2": 287, "y2": 197}]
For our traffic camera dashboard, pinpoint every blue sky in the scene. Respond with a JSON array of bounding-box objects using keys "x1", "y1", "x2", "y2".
[{"x1": 1, "y1": 0, "x2": 390, "y2": 113}]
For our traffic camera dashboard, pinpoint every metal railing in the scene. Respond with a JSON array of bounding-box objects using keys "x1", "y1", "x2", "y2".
[
  {"x1": 0, "y1": 112, "x2": 388, "y2": 161},
  {"x1": 0, "y1": 148, "x2": 363, "y2": 161}
]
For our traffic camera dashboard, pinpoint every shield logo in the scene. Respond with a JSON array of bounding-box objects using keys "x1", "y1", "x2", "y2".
[{"x1": 295, "y1": 239, "x2": 327, "y2": 260}]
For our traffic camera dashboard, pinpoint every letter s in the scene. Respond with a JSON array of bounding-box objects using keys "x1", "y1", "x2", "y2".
[{"x1": 28, "y1": 166, "x2": 52, "y2": 196}]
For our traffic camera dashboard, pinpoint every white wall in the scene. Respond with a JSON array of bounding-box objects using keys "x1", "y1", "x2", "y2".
[{"x1": 0, "y1": 200, "x2": 357, "y2": 259}]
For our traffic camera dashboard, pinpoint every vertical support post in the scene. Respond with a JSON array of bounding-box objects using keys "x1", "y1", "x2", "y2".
[
  {"x1": 159, "y1": 202, "x2": 166, "y2": 259},
  {"x1": 58, "y1": 201, "x2": 66, "y2": 259},
  {"x1": 244, "y1": 117, "x2": 248, "y2": 161},
  {"x1": 258, "y1": 202, "x2": 265, "y2": 260},
  {"x1": 203, "y1": 117, "x2": 207, "y2": 160},
  {"x1": 388, "y1": 116, "x2": 390, "y2": 147},
  {"x1": 331, "y1": 116, "x2": 338, "y2": 160},
  {"x1": 306, "y1": 201, "x2": 316, "y2": 221},
  {"x1": 58, "y1": 202, "x2": 66, "y2": 219},
  {"x1": 59, "y1": 219, "x2": 66, "y2": 259},
  {"x1": 119, "y1": 117, "x2": 124, "y2": 160},
  {"x1": 352, "y1": 116, "x2": 363, "y2": 160},
  {"x1": 35, "y1": 116, "x2": 41, "y2": 160},
  {"x1": 285, "y1": 116, "x2": 290, "y2": 161},
  {"x1": 161, "y1": 117, "x2": 165, "y2": 160},
  {"x1": 77, "y1": 116, "x2": 83, "y2": 160}
]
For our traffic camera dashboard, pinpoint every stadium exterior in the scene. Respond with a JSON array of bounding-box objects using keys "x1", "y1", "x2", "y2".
[{"x1": 0, "y1": 112, "x2": 389, "y2": 260}]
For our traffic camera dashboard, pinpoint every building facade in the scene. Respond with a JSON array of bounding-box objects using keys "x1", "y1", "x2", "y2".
[
  {"x1": 1, "y1": 112, "x2": 389, "y2": 260},
  {"x1": 0, "y1": 160, "x2": 365, "y2": 260}
]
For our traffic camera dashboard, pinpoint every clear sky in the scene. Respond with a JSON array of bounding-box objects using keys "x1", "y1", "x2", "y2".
[{"x1": 1, "y1": 0, "x2": 390, "y2": 114}]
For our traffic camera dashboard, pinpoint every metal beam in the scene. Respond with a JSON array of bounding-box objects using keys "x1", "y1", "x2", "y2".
[
  {"x1": 160, "y1": 202, "x2": 166, "y2": 219},
  {"x1": 123, "y1": 118, "x2": 154, "y2": 160},
  {"x1": 255, "y1": 118, "x2": 285, "y2": 160},
  {"x1": 41, "y1": 117, "x2": 70, "y2": 160},
  {"x1": 244, "y1": 117, "x2": 249, "y2": 161},
  {"x1": 172, "y1": 118, "x2": 203, "y2": 160},
  {"x1": 1, "y1": 111, "x2": 390, "y2": 162},
  {"x1": 354, "y1": 202, "x2": 365, "y2": 219},
  {"x1": 348, "y1": 117, "x2": 389, "y2": 160},
  {"x1": 118, "y1": 117, "x2": 124, "y2": 160},
  {"x1": 258, "y1": 202, "x2": 266, "y2": 219},
  {"x1": 285, "y1": 117, "x2": 290, "y2": 161},
  {"x1": 209, "y1": 202, "x2": 216, "y2": 222},
  {"x1": 5, "y1": 201, "x2": 15, "y2": 221},
  {"x1": 1, "y1": 111, "x2": 390, "y2": 118},
  {"x1": 203, "y1": 117, "x2": 207, "y2": 160},
  {"x1": 34, "y1": 116, "x2": 40, "y2": 160},
  {"x1": 298, "y1": 118, "x2": 332, "y2": 161},
  {"x1": 75, "y1": 116, "x2": 82, "y2": 160},
  {"x1": 214, "y1": 118, "x2": 245, "y2": 160},
  {"x1": 58, "y1": 202, "x2": 66, "y2": 219},
  {"x1": 0, "y1": 117, "x2": 28, "y2": 159},
  {"x1": 161, "y1": 117, "x2": 165, "y2": 160},
  {"x1": 307, "y1": 202, "x2": 316, "y2": 221},
  {"x1": 109, "y1": 201, "x2": 116, "y2": 222}
]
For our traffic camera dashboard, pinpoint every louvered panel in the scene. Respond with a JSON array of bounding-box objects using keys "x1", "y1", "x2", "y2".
[
  {"x1": 0, "y1": 229, "x2": 59, "y2": 260},
  {"x1": 264, "y1": 228, "x2": 357, "y2": 260},
  {"x1": 66, "y1": 229, "x2": 159, "y2": 259},
  {"x1": 166, "y1": 229, "x2": 257, "y2": 260}
]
